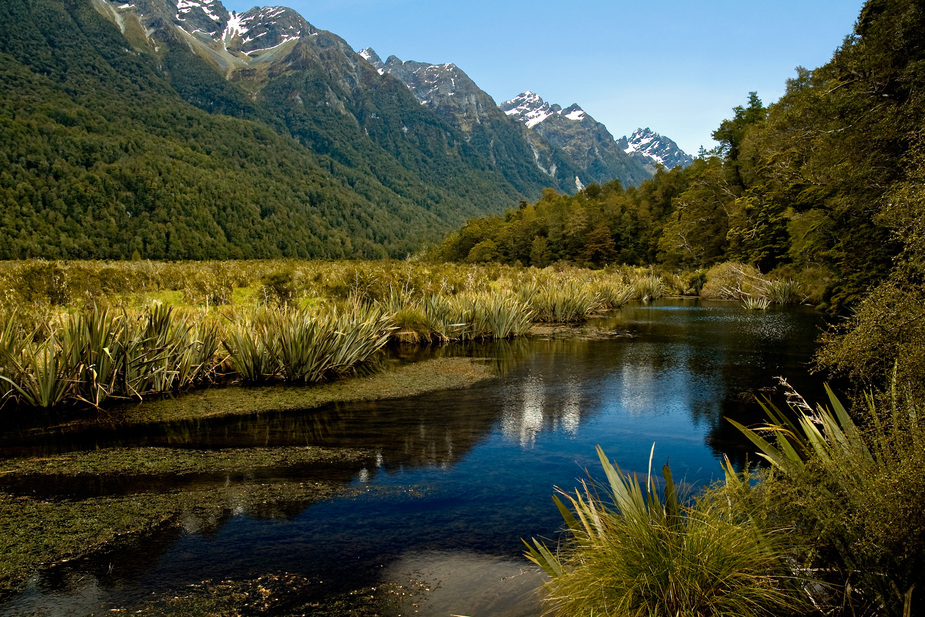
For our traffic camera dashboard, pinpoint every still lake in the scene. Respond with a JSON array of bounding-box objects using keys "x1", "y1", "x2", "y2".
[{"x1": 0, "y1": 299, "x2": 826, "y2": 616}]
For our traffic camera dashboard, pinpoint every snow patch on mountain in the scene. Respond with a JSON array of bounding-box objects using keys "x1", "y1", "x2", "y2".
[
  {"x1": 501, "y1": 92, "x2": 590, "y2": 129},
  {"x1": 620, "y1": 127, "x2": 694, "y2": 169},
  {"x1": 176, "y1": 0, "x2": 221, "y2": 22}
]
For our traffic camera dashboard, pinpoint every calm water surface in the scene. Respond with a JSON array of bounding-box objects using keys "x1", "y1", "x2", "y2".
[{"x1": 0, "y1": 300, "x2": 826, "y2": 616}]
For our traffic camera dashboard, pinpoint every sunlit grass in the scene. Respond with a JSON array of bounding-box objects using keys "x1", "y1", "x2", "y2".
[
  {"x1": 526, "y1": 446, "x2": 810, "y2": 617},
  {"x1": 0, "y1": 259, "x2": 683, "y2": 411}
]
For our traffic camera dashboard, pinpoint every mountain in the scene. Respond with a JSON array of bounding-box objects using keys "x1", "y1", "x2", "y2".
[
  {"x1": 0, "y1": 0, "x2": 535, "y2": 259},
  {"x1": 359, "y1": 49, "x2": 582, "y2": 195},
  {"x1": 0, "y1": 0, "x2": 668, "y2": 261},
  {"x1": 619, "y1": 128, "x2": 694, "y2": 172},
  {"x1": 501, "y1": 92, "x2": 652, "y2": 190}
]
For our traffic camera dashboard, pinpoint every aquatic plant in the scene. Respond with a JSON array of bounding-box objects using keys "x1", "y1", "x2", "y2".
[
  {"x1": 743, "y1": 295, "x2": 771, "y2": 310},
  {"x1": 526, "y1": 446, "x2": 809, "y2": 617}
]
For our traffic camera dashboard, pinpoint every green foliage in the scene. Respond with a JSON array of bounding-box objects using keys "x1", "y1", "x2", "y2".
[
  {"x1": 731, "y1": 385, "x2": 925, "y2": 617},
  {"x1": 0, "y1": 304, "x2": 220, "y2": 408},
  {"x1": 0, "y1": 0, "x2": 537, "y2": 261},
  {"x1": 526, "y1": 446, "x2": 808, "y2": 617}
]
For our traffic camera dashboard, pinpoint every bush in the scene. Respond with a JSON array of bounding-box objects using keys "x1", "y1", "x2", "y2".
[
  {"x1": 701, "y1": 262, "x2": 766, "y2": 300},
  {"x1": 732, "y1": 384, "x2": 925, "y2": 617}
]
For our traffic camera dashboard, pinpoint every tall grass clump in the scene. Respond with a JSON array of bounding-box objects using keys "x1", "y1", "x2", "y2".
[
  {"x1": 446, "y1": 290, "x2": 533, "y2": 339},
  {"x1": 526, "y1": 446, "x2": 808, "y2": 617},
  {"x1": 630, "y1": 274, "x2": 667, "y2": 302},
  {"x1": 743, "y1": 295, "x2": 771, "y2": 310},
  {"x1": 731, "y1": 384, "x2": 925, "y2": 617},
  {"x1": 223, "y1": 305, "x2": 393, "y2": 384},
  {"x1": 592, "y1": 280, "x2": 635, "y2": 309},
  {"x1": 519, "y1": 279, "x2": 602, "y2": 323},
  {"x1": 0, "y1": 305, "x2": 222, "y2": 408},
  {"x1": 763, "y1": 279, "x2": 803, "y2": 304}
]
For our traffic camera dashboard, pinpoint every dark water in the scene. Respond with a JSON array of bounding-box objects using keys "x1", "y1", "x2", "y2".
[{"x1": 0, "y1": 300, "x2": 826, "y2": 616}]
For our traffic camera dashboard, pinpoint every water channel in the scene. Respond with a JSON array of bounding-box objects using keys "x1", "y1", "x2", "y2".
[{"x1": 0, "y1": 299, "x2": 827, "y2": 616}]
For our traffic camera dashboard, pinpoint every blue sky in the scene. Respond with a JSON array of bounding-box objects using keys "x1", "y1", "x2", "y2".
[{"x1": 223, "y1": 0, "x2": 864, "y2": 155}]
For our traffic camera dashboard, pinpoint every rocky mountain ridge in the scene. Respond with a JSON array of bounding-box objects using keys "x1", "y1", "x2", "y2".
[
  {"x1": 619, "y1": 127, "x2": 694, "y2": 171},
  {"x1": 501, "y1": 91, "x2": 653, "y2": 189}
]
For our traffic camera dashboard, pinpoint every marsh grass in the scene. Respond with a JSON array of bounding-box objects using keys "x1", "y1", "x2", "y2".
[
  {"x1": 0, "y1": 260, "x2": 676, "y2": 411},
  {"x1": 763, "y1": 279, "x2": 803, "y2": 304},
  {"x1": 519, "y1": 279, "x2": 602, "y2": 323},
  {"x1": 223, "y1": 305, "x2": 393, "y2": 385},
  {"x1": 743, "y1": 296, "x2": 771, "y2": 310},
  {"x1": 526, "y1": 446, "x2": 809, "y2": 617},
  {"x1": 630, "y1": 274, "x2": 667, "y2": 302},
  {"x1": 1, "y1": 305, "x2": 224, "y2": 408}
]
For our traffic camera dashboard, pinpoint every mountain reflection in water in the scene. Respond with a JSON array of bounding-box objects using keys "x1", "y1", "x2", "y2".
[{"x1": 0, "y1": 300, "x2": 825, "y2": 616}]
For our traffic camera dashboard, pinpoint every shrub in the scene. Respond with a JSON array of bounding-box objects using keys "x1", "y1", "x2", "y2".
[
  {"x1": 701, "y1": 262, "x2": 766, "y2": 300},
  {"x1": 731, "y1": 384, "x2": 925, "y2": 617}
]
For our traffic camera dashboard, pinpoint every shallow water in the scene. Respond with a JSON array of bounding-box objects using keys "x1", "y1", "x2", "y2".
[{"x1": 0, "y1": 300, "x2": 826, "y2": 616}]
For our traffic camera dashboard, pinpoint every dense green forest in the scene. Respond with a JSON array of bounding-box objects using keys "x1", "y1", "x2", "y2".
[
  {"x1": 436, "y1": 0, "x2": 925, "y2": 315},
  {"x1": 0, "y1": 0, "x2": 532, "y2": 260}
]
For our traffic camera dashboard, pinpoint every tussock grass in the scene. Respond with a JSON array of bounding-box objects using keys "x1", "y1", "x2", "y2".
[
  {"x1": 526, "y1": 446, "x2": 810, "y2": 617},
  {"x1": 731, "y1": 384, "x2": 925, "y2": 617},
  {"x1": 0, "y1": 260, "x2": 676, "y2": 411}
]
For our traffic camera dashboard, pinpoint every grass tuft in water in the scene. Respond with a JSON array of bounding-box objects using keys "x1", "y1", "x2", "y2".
[{"x1": 526, "y1": 445, "x2": 809, "y2": 617}]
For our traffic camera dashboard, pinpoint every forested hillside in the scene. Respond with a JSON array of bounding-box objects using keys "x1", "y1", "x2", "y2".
[
  {"x1": 437, "y1": 0, "x2": 925, "y2": 314},
  {"x1": 0, "y1": 0, "x2": 532, "y2": 259}
]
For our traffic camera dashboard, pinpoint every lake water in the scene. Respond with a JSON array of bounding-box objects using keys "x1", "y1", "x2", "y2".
[{"x1": 0, "y1": 300, "x2": 826, "y2": 616}]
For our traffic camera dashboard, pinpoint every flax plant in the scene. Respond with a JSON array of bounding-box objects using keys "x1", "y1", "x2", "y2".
[
  {"x1": 743, "y1": 296, "x2": 771, "y2": 310},
  {"x1": 763, "y1": 279, "x2": 802, "y2": 305},
  {"x1": 450, "y1": 290, "x2": 534, "y2": 339},
  {"x1": 0, "y1": 339, "x2": 72, "y2": 409},
  {"x1": 593, "y1": 281, "x2": 635, "y2": 310},
  {"x1": 630, "y1": 274, "x2": 667, "y2": 302},
  {"x1": 223, "y1": 305, "x2": 393, "y2": 384},
  {"x1": 526, "y1": 446, "x2": 808, "y2": 617}
]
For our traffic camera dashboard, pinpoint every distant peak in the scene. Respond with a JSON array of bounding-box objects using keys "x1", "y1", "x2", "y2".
[
  {"x1": 622, "y1": 127, "x2": 693, "y2": 169},
  {"x1": 358, "y1": 47, "x2": 384, "y2": 69}
]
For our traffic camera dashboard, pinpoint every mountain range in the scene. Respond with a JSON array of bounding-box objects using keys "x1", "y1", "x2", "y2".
[{"x1": 0, "y1": 0, "x2": 692, "y2": 260}]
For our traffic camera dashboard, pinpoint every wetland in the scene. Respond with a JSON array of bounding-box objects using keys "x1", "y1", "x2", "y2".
[{"x1": 0, "y1": 299, "x2": 824, "y2": 616}]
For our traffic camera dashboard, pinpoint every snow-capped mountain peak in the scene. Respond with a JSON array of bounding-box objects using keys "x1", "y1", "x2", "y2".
[
  {"x1": 619, "y1": 128, "x2": 693, "y2": 170},
  {"x1": 500, "y1": 92, "x2": 589, "y2": 129}
]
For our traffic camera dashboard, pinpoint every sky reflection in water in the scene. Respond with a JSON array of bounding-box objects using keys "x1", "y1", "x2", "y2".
[{"x1": 2, "y1": 300, "x2": 825, "y2": 616}]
